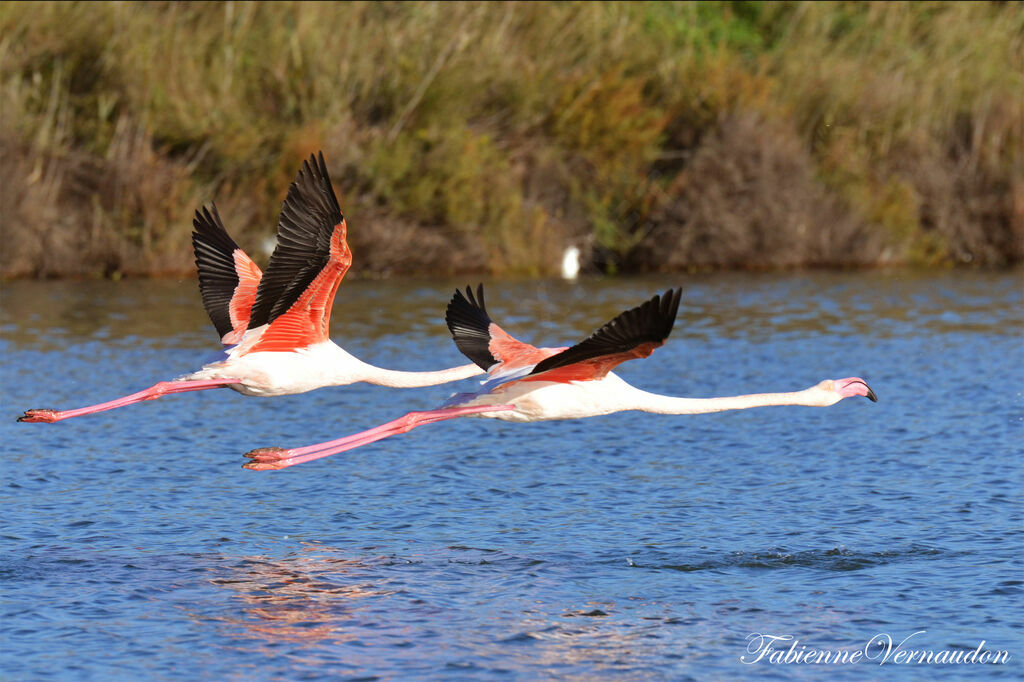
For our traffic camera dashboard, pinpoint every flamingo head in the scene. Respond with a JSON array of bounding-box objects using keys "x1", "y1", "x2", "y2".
[
  {"x1": 823, "y1": 377, "x2": 878, "y2": 404},
  {"x1": 804, "y1": 378, "x2": 878, "y2": 406}
]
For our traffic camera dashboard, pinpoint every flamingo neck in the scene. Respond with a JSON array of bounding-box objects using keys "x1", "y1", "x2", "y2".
[
  {"x1": 626, "y1": 386, "x2": 825, "y2": 415},
  {"x1": 325, "y1": 343, "x2": 482, "y2": 388},
  {"x1": 354, "y1": 362, "x2": 483, "y2": 388}
]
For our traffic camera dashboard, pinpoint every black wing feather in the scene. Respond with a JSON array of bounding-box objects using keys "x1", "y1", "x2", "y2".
[
  {"x1": 445, "y1": 284, "x2": 499, "y2": 370},
  {"x1": 192, "y1": 203, "x2": 241, "y2": 340},
  {"x1": 527, "y1": 288, "x2": 682, "y2": 376},
  {"x1": 248, "y1": 151, "x2": 343, "y2": 329}
]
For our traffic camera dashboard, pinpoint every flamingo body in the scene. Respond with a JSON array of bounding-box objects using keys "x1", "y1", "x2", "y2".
[
  {"x1": 453, "y1": 374, "x2": 638, "y2": 423},
  {"x1": 183, "y1": 341, "x2": 475, "y2": 396},
  {"x1": 18, "y1": 152, "x2": 481, "y2": 424},
  {"x1": 441, "y1": 286, "x2": 860, "y2": 421},
  {"x1": 244, "y1": 285, "x2": 876, "y2": 470},
  {"x1": 453, "y1": 373, "x2": 866, "y2": 423},
  {"x1": 178, "y1": 343, "x2": 361, "y2": 397}
]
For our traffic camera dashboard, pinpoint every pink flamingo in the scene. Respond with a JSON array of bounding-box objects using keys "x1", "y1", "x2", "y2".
[
  {"x1": 244, "y1": 285, "x2": 877, "y2": 470},
  {"x1": 18, "y1": 153, "x2": 482, "y2": 424}
]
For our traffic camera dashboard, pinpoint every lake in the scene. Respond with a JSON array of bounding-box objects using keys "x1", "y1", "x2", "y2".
[{"x1": 1, "y1": 270, "x2": 1021, "y2": 680}]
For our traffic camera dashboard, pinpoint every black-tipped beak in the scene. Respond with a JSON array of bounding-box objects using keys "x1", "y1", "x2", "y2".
[{"x1": 843, "y1": 379, "x2": 877, "y2": 402}]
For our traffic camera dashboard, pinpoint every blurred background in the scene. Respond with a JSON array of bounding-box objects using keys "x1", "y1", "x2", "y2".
[{"x1": 1, "y1": 0, "x2": 1021, "y2": 279}]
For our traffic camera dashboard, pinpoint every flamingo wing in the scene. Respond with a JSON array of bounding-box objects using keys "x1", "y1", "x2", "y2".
[
  {"x1": 244, "y1": 152, "x2": 351, "y2": 353},
  {"x1": 520, "y1": 288, "x2": 682, "y2": 383},
  {"x1": 192, "y1": 203, "x2": 263, "y2": 345},
  {"x1": 445, "y1": 284, "x2": 558, "y2": 371}
]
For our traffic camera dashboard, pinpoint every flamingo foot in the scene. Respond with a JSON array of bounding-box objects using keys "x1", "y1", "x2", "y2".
[
  {"x1": 243, "y1": 446, "x2": 291, "y2": 463},
  {"x1": 242, "y1": 460, "x2": 289, "y2": 471},
  {"x1": 18, "y1": 409, "x2": 60, "y2": 423},
  {"x1": 242, "y1": 447, "x2": 297, "y2": 470}
]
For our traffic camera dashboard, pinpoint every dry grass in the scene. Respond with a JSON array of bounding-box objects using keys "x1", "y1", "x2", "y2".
[
  {"x1": 1, "y1": 1, "x2": 1020, "y2": 278},
  {"x1": 629, "y1": 111, "x2": 881, "y2": 271}
]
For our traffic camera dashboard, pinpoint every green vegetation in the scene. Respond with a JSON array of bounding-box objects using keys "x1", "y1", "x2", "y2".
[{"x1": 1, "y1": 1, "x2": 1021, "y2": 277}]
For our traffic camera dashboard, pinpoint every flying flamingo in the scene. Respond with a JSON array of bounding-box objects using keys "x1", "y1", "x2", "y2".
[
  {"x1": 18, "y1": 153, "x2": 483, "y2": 424},
  {"x1": 243, "y1": 284, "x2": 877, "y2": 470}
]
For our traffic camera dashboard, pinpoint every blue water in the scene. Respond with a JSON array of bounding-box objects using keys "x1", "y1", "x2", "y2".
[{"x1": 2, "y1": 271, "x2": 1021, "y2": 680}]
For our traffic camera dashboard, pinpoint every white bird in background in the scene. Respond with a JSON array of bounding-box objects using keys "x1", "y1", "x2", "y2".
[
  {"x1": 244, "y1": 285, "x2": 877, "y2": 470},
  {"x1": 561, "y1": 245, "x2": 581, "y2": 279},
  {"x1": 18, "y1": 152, "x2": 483, "y2": 424}
]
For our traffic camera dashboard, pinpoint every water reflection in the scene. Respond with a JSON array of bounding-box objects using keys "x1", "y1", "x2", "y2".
[
  {"x1": 3, "y1": 271, "x2": 1019, "y2": 355},
  {"x1": 201, "y1": 543, "x2": 768, "y2": 676},
  {"x1": 205, "y1": 544, "x2": 683, "y2": 674},
  {"x1": 1, "y1": 279, "x2": 209, "y2": 351},
  {"x1": 209, "y1": 544, "x2": 393, "y2": 650}
]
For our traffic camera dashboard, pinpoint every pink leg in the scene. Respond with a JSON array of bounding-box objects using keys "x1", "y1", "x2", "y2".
[
  {"x1": 18, "y1": 378, "x2": 242, "y2": 423},
  {"x1": 243, "y1": 404, "x2": 515, "y2": 471}
]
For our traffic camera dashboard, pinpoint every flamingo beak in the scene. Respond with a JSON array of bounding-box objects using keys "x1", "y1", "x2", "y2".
[{"x1": 836, "y1": 377, "x2": 878, "y2": 402}]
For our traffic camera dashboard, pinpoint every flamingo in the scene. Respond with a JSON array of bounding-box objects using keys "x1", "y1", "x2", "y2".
[
  {"x1": 243, "y1": 284, "x2": 877, "y2": 470},
  {"x1": 17, "y1": 152, "x2": 483, "y2": 424}
]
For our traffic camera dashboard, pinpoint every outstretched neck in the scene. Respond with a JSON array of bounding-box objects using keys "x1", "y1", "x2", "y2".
[
  {"x1": 323, "y1": 346, "x2": 483, "y2": 387},
  {"x1": 627, "y1": 385, "x2": 829, "y2": 415},
  {"x1": 342, "y1": 349, "x2": 483, "y2": 388}
]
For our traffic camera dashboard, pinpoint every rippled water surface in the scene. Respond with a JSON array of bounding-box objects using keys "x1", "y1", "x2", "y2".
[{"x1": 2, "y1": 271, "x2": 1022, "y2": 679}]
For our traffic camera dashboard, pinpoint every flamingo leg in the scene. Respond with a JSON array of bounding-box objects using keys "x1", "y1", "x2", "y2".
[
  {"x1": 243, "y1": 404, "x2": 515, "y2": 471},
  {"x1": 17, "y1": 378, "x2": 243, "y2": 423}
]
